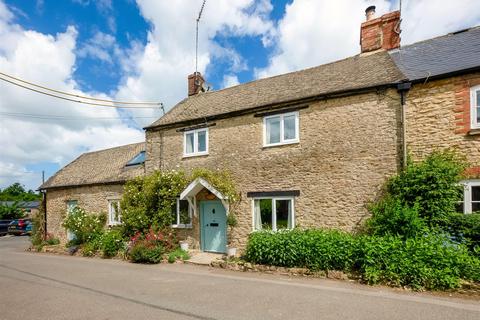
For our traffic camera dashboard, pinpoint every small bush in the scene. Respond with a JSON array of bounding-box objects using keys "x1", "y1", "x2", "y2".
[
  {"x1": 82, "y1": 237, "x2": 101, "y2": 257},
  {"x1": 62, "y1": 207, "x2": 106, "y2": 245},
  {"x1": 44, "y1": 234, "x2": 60, "y2": 246},
  {"x1": 387, "y1": 150, "x2": 466, "y2": 226},
  {"x1": 168, "y1": 248, "x2": 190, "y2": 263},
  {"x1": 129, "y1": 241, "x2": 164, "y2": 264},
  {"x1": 366, "y1": 196, "x2": 427, "y2": 238},
  {"x1": 100, "y1": 229, "x2": 125, "y2": 258}
]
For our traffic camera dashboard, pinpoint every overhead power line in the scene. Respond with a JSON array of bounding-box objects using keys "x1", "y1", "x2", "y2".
[
  {"x1": 0, "y1": 111, "x2": 158, "y2": 121},
  {"x1": 0, "y1": 71, "x2": 162, "y2": 109}
]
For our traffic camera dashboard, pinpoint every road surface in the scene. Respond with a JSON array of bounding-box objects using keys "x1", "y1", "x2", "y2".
[{"x1": 0, "y1": 236, "x2": 479, "y2": 319}]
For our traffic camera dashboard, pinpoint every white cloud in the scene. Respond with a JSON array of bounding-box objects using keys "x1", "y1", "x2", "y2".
[
  {"x1": 114, "y1": 0, "x2": 275, "y2": 123},
  {"x1": 222, "y1": 74, "x2": 240, "y2": 88},
  {"x1": 256, "y1": 0, "x2": 480, "y2": 79},
  {"x1": 0, "y1": 3, "x2": 143, "y2": 190}
]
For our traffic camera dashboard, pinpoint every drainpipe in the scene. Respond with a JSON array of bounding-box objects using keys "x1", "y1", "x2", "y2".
[
  {"x1": 397, "y1": 81, "x2": 412, "y2": 169},
  {"x1": 42, "y1": 190, "x2": 47, "y2": 239}
]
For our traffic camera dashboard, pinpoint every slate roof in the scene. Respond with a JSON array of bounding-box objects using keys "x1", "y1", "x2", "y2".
[
  {"x1": 39, "y1": 143, "x2": 145, "y2": 190},
  {"x1": 390, "y1": 26, "x2": 480, "y2": 81},
  {"x1": 146, "y1": 50, "x2": 406, "y2": 129}
]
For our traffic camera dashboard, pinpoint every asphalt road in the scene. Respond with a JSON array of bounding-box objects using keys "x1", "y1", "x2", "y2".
[{"x1": 0, "y1": 236, "x2": 479, "y2": 320}]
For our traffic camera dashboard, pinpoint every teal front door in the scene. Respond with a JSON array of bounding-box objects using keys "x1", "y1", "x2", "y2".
[{"x1": 200, "y1": 201, "x2": 227, "y2": 253}]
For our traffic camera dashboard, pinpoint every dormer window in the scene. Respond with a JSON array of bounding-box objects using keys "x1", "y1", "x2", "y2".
[
  {"x1": 470, "y1": 85, "x2": 480, "y2": 129},
  {"x1": 184, "y1": 128, "x2": 208, "y2": 157},
  {"x1": 263, "y1": 112, "x2": 299, "y2": 147},
  {"x1": 126, "y1": 151, "x2": 145, "y2": 167}
]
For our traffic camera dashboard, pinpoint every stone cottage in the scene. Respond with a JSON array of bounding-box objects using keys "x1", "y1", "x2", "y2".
[
  {"x1": 39, "y1": 143, "x2": 145, "y2": 242},
  {"x1": 42, "y1": 6, "x2": 480, "y2": 252}
]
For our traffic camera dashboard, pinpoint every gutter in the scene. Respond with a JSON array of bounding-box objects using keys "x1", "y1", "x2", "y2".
[
  {"x1": 397, "y1": 81, "x2": 412, "y2": 169},
  {"x1": 38, "y1": 179, "x2": 130, "y2": 192},
  {"x1": 144, "y1": 82, "x2": 403, "y2": 131}
]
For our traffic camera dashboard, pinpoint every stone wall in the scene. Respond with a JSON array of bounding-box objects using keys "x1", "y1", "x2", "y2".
[
  {"x1": 405, "y1": 72, "x2": 480, "y2": 168},
  {"x1": 146, "y1": 90, "x2": 402, "y2": 250},
  {"x1": 46, "y1": 184, "x2": 124, "y2": 242}
]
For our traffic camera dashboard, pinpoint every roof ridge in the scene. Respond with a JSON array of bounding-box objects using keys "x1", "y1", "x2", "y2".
[
  {"x1": 391, "y1": 24, "x2": 480, "y2": 52},
  {"x1": 82, "y1": 141, "x2": 145, "y2": 155}
]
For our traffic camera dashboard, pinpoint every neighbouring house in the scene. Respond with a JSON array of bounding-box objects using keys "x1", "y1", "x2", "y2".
[
  {"x1": 0, "y1": 201, "x2": 40, "y2": 218},
  {"x1": 39, "y1": 143, "x2": 145, "y2": 242}
]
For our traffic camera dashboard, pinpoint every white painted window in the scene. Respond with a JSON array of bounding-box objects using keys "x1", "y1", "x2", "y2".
[
  {"x1": 66, "y1": 200, "x2": 77, "y2": 213},
  {"x1": 470, "y1": 85, "x2": 480, "y2": 129},
  {"x1": 252, "y1": 197, "x2": 294, "y2": 231},
  {"x1": 171, "y1": 199, "x2": 192, "y2": 228},
  {"x1": 184, "y1": 128, "x2": 208, "y2": 157},
  {"x1": 458, "y1": 180, "x2": 480, "y2": 214},
  {"x1": 108, "y1": 200, "x2": 122, "y2": 226},
  {"x1": 263, "y1": 112, "x2": 299, "y2": 147}
]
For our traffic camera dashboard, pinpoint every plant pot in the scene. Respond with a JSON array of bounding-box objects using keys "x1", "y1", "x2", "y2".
[
  {"x1": 227, "y1": 247, "x2": 237, "y2": 257},
  {"x1": 180, "y1": 241, "x2": 189, "y2": 251}
]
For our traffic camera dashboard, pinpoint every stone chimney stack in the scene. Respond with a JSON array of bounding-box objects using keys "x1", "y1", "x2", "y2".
[
  {"x1": 360, "y1": 6, "x2": 401, "y2": 53},
  {"x1": 188, "y1": 72, "x2": 205, "y2": 96}
]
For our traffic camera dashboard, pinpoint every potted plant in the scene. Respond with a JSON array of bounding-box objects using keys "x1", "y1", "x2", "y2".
[{"x1": 226, "y1": 213, "x2": 238, "y2": 257}]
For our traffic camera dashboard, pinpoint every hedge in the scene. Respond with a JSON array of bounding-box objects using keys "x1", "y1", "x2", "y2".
[{"x1": 245, "y1": 229, "x2": 480, "y2": 290}]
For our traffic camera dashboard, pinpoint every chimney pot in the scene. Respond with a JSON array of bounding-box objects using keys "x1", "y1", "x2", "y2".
[
  {"x1": 365, "y1": 5, "x2": 376, "y2": 21},
  {"x1": 188, "y1": 72, "x2": 205, "y2": 96}
]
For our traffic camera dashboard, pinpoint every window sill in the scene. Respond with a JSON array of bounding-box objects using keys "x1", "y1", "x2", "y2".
[
  {"x1": 263, "y1": 140, "x2": 299, "y2": 148},
  {"x1": 183, "y1": 153, "x2": 209, "y2": 159},
  {"x1": 468, "y1": 128, "x2": 480, "y2": 136}
]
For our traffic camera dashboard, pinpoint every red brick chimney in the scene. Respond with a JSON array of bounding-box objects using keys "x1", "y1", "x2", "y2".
[
  {"x1": 360, "y1": 6, "x2": 401, "y2": 53},
  {"x1": 188, "y1": 72, "x2": 205, "y2": 96}
]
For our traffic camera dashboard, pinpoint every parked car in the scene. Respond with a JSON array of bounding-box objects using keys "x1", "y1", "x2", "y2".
[
  {"x1": 0, "y1": 220, "x2": 12, "y2": 236},
  {"x1": 8, "y1": 219, "x2": 31, "y2": 236}
]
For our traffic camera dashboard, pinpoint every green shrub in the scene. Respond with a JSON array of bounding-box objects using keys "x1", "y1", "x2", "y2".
[
  {"x1": 100, "y1": 229, "x2": 125, "y2": 258},
  {"x1": 356, "y1": 233, "x2": 480, "y2": 290},
  {"x1": 443, "y1": 213, "x2": 480, "y2": 252},
  {"x1": 82, "y1": 237, "x2": 101, "y2": 257},
  {"x1": 387, "y1": 150, "x2": 466, "y2": 226},
  {"x1": 366, "y1": 196, "x2": 427, "y2": 238},
  {"x1": 62, "y1": 207, "x2": 106, "y2": 245},
  {"x1": 245, "y1": 229, "x2": 480, "y2": 290},
  {"x1": 30, "y1": 208, "x2": 45, "y2": 247},
  {"x1": 129, "y1": 241, "x2": 164, "y2": 264},
  {"x1": 245, "y1": 229, "x2": 356, "y2": 271},
  {"x1": 121, "y1": 171, "x2": 188, "y2": 236},
  {"x1": 44, "y1": 235, "x2": 60, "y2": 246},
  {"x1": 168, "y1": 248, "x2": 190, "y2": 263}
]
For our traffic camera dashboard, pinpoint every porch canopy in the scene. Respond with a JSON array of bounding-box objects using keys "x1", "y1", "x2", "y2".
[{"x1": 180, "y1": 178, "x2": 229, "y2": 215}]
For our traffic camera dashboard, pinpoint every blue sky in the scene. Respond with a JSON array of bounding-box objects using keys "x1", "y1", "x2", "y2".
[{"x1": 0, "y1": 0, "x2": 479, "y2": 191}]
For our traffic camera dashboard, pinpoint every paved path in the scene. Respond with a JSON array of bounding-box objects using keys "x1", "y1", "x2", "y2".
[{"x1": 0, "y1": 236, "x2": 479, "y2": 320}]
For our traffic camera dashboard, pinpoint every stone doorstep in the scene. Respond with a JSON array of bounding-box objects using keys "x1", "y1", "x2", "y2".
[{"x1": 185, "y1": 250, "x2": 224, "y2": 266}]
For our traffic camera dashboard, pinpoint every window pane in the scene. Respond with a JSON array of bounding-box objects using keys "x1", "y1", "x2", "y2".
[
  {"x1": 472, "y1": 202, "x2": 480, "y2": 213},
  {"x1": 259, "y1": 199, "x2": 272, "y2": 229},
  {"x1": 283, "y1": 115, "x2": 296, "y2": 140},
  {"x1": 266, "y1": 117, "x2": 281, "y2": 144},
  {"x1": 185, "y1": 133, "x2": 194, "y2": 154},
  {"x1": 456, "y1": 202, "x2": 464, "y2": 214},
  {"x1": 477, "y1": 90, "x2": 480, "y2": 107},
  {"x1": 67, "y1": 200, "x2": 77, "y2": 213},
  {"x1": 197, "y1": 130, "x2": 206, "y2": 152},
  {"x1": 477, "y1": 106, "x2": 480, "y2": 124},
  {"x1": 472, "y1": 186, "x2": 480, "y2": 201},
  {"x1": 179, "y1": 200, "x2": 190, "y2": 225},
  {"x1": 171, "y1": 202, "x2": 178, "y2": 225},
  {"x1": 276, "y1": 199, "x2": 292, "y2": 229},
  {"x1": 110, "y1": 201, "x2": 121, "y2": 223}
]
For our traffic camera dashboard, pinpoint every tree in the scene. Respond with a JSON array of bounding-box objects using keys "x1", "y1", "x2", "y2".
[{"x1": 0, "y1": 183, "x2": 41, "y2": 201}]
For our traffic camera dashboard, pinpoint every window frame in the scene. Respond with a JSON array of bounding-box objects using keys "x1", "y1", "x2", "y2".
[
  {"x1": 183, "y1": 128, "x2": 209, "y2": 157},
  {"x1": 108, "y1": 199, "x2": 122, "y2": 226},
  {"x1": 263, "y1": 111, "x2": 299, "y2": 147},
  {"x1": 171, "y1": 198, "x2": 193, "y2": 229},
  {"x1": 251, "y1": 197, "x2": 295, "y2": 231},
  {"x1": 460, "y1": 180, "x2": 480, "y2": 214},
  {"x1": 470, "y1": 85, "x2": 480, "y2": 129}
]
